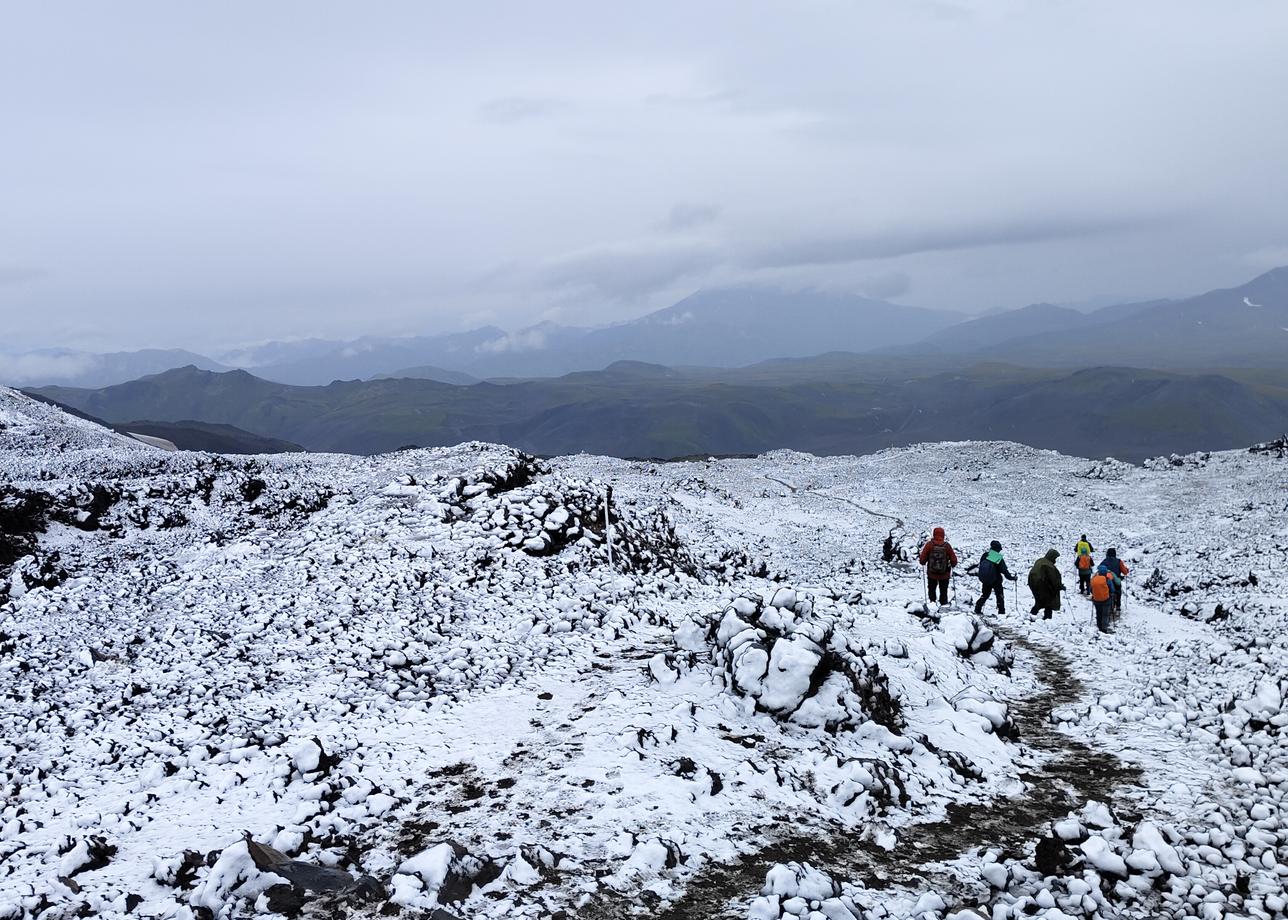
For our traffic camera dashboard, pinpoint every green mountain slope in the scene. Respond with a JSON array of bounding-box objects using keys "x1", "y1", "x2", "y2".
[{"x1": 30, "y1": 361, "x2": 1288, "y2": 462}]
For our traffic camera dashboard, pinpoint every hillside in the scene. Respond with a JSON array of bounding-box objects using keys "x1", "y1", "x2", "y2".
[
  {"x1": 22, "y1": 392, "x2": 306, "y2": 454},
  {"x1": 31, "y1": 360, "x2": 1288, "y2": 462},
  {"x1": 902, "y1": 298, "x2": 1171, "y2": 358},
  {"x1": 2, "y1": 387, "x2": 1287, "y2": 919},
  {"x1": 557, "y1": 287, "x2": 962, "y2": 373},
  {"x1": 113, "y1": 419, "x2": 305, "y2": 453},
  {"x1": 373, "y1": 365, "x2": 481, "y2": 386},
  {"x1": 907, "y1": 302, "x2": 1086, "y2": 354},
  {"x1": 968, "y1": 268, "x2": 1288, "y2": 368}
]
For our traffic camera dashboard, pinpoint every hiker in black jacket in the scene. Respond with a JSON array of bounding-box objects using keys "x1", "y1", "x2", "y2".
[{"x1": 971, "y1": 540, "x2": 1017, "y2": 615}]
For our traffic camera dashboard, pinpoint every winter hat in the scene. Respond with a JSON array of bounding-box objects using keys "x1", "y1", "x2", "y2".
[
  {"x1": 990, "y1": 540, "x2": 1002, "y2": 551},
  {"x1": 933, "y1": 526, "x2": 945, "y2": 540},
  {"x1": 1106, "y1": 547, "x2": 1117, "y2": 557}
]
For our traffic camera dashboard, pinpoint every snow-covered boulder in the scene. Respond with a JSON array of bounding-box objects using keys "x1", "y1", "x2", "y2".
[{"x1": 703, "y1": 591, "x2": 901, "y2": 730}]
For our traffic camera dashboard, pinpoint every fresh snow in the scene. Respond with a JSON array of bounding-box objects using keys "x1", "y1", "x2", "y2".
[{"x1": 1, "y1": 386, "x2": 1287, "y2": 919}]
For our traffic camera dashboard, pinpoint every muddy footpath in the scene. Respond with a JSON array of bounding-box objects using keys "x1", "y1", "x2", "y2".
[{"x1": 587, "y1": 624, "x2": 1143, "y2": 919}]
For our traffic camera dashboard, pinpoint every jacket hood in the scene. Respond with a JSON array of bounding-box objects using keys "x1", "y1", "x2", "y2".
[
  {"x1": 933, "y1": 527, "x2": 945, "y2": 541},
  {"x1": 986, "y1": 549, "x2": 1004, "y2": 563},
  {"x1": 1045, "y1": 548, "x2": 1060, "y2": 562}
]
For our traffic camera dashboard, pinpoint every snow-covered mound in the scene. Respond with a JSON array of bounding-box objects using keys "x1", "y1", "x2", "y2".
[{"x1": 2, "y1": 389, "x2": 1287, "y2": 920}]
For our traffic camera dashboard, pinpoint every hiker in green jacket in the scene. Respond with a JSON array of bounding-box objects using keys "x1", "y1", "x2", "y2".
[
  {"x1": 972, "y1": 540, "x2": 1017, "y2": 615},
  {"x1": 1028, "y1": 548, "x2": 1064, "y2": 620}
]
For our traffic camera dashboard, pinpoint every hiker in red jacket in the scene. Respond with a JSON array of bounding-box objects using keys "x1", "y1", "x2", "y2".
[{"x1": 918, "y1": 527, "x2": 958, "y2": 605}]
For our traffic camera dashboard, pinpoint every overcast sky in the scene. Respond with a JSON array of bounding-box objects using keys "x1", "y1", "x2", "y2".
[{"x1": 3, "y1": 0, "x2": 1287, "y2": 352}]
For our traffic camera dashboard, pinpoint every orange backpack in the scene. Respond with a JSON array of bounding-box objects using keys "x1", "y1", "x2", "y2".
[
  {"x1": 1090, "y1": 573, "x2": 1112, "y2": 602},
  {"x1": 1077, "y1": 554, "x2": 1093, "y2": 570}
]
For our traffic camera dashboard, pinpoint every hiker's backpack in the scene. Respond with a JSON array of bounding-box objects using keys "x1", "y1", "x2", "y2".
[
  {"x1": 978, "y1": 555, "x2": 997, "y2": 584},
  {"x1": 1090, "y1": 573, "x2": 1112, "y2": 602},
  {"x1": 927, "y1": 543, "x2": 952, "y2": 578},
  {"x1": 1077, "y1": 554, "x2": 1093, "y2": 571}
]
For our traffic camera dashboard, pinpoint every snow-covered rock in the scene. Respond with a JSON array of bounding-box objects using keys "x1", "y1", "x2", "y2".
[{"x1": 3, "y1": 389, "x2": 1287, "y2": 920}]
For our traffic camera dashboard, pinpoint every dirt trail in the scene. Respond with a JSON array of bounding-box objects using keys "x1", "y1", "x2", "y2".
[
  {"x1": 762, "y1": 475, "x2": 906, "y2": 529},
  {"x1": 812, "y1": 488, "x2": 905, "y2": 530},
  {"x1": 586, "y1": 623, "x2": 1141, "y2": 919}
]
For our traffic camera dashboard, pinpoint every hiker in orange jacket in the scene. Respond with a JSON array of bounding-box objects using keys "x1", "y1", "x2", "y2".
[
  {"x1": 918, "y1": 527, "x2": 958, "y2": 606},
  {"x1": 1090, "y1": 564, "x2": 1118, "y2": 633},
  {"x1": 1075, "y1": 548, "x2": 1096, "y2": 595}
]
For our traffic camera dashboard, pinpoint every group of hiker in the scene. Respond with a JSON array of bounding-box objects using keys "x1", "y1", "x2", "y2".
[{"x1": 917, "y1": 528, "x2": 1130, "y2": 634}]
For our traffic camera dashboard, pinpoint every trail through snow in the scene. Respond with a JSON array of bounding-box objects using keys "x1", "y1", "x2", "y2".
[{"x1": 3, "y1": 394, "x2": 1287, "y2": 920}]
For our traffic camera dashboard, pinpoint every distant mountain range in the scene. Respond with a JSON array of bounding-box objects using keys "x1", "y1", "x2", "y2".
[
  {"x1": 204, "y1": 288, "x2": 964, "y2": 385},
  {"x1": 3, "y1": 287, "x2": 962, "y2": 388},
  {"x1": 7, "y1": 267, "x2": 1288, "y2": 390},
  {"x1": 934, "y1": 267, "x2": 1288, "y2": 368},
  {"x1": 31, "y1": 357, "x2": 1288, "y2": 463},
  {"x1": 903, "y1": 298, "x2": 1168, "y2": 355},
  {"x1": 14, "y1": 266, "x2": 1288, "y2": 462}
]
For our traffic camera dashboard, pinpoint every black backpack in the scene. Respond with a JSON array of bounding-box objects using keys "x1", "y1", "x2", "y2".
[
  {"x1": 927, "y1": 543, "x2": 952, "y2": 578},
  {"x1": 978, "y1": 555, "x2": 997, "y2": 584}
]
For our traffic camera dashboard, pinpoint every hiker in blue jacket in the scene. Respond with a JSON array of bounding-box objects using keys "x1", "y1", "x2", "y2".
[
  {"x1": 1100, "y1": 548, "x2": 1130, "y2": 614},
  {"x1": 971, "y1": 540, "x2": 1017, "y2": 615}
]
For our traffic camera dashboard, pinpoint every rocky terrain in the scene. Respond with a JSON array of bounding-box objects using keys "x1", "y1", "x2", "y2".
[{"x1": 2, "y1": 386, "x2": 1286, "y2": 919}]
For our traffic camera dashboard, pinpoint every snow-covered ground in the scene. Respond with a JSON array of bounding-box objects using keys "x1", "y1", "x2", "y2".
[{"x1": 2, "y1": 386, "x2": 1286, "y2": 920}]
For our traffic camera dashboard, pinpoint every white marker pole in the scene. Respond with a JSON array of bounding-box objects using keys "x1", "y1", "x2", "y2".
[{"x1": 604, "y1": 485, "x2": 614, "y2": 567}]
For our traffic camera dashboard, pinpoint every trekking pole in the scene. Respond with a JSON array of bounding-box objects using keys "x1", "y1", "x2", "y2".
[{"x1": 604, "y1": 485, "x2": 614, "y2": 567}]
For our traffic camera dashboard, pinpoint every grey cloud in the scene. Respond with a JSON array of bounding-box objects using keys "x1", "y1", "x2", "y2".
[
  {"x1": 644, "y1": 88, "x2": 743, "y2": 110},
  {"x1": 0, "y1": 266, "x2": 48, "y2": 286},
  {"x1": 856, "y1": 271, "x2": 912, "y2": 300},
  {"x1": 476, "y1": 327, "x2": 551, "y2": 354},
  {"x1": 663, "y1": 204, "x2": 721, "y2": 232},
  {"x1": 909, "y1": 0, "x2": 974, "y2": 21},
  {"x1": 0, "y1": 350, "x2": 97, "y2": 385},
  {"x1": 2, "y1": 1, "x2": 1286, "y2": 347},
  {"x1": 477, "y1": 96, "x2": 569, "y2": 124},
  {"x1": 747, "y1": 214, "x2": 1167, "y2": 270},
  {"x1": 540, "y1": 240, "x2": 724, "y2": 300},
  {"x1": 1240, "y1": 245, "x2": 1288, "y2": 269}
]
